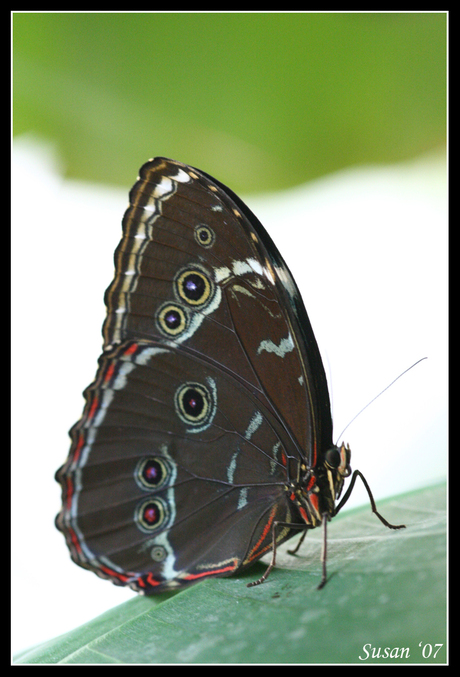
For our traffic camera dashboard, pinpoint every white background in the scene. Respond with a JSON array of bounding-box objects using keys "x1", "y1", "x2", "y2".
[{"x1": 11, "y1": 136, "x2": 447, "y2": 656}]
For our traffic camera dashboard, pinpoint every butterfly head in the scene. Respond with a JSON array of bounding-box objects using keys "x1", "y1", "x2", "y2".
[
  {"x1": 294, "y1": 443, "x2": 352, "y2": 527},
  {"x1": 323, "y1": 442, "x2": 352, "y2": 507}
]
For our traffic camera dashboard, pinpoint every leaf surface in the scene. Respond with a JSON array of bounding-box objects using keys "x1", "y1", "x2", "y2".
[{"x1": 15, "y1": 483, "x2": 446, "y2": 664}]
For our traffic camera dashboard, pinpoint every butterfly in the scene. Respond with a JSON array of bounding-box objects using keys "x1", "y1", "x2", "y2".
[{"x1": 55, "y1": 157, "x2": 405, "y2": 594}]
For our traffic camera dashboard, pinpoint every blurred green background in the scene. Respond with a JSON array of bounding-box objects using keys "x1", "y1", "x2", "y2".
[{"x1": 13, "y1": 12, "x2": 446, "y2": 194}]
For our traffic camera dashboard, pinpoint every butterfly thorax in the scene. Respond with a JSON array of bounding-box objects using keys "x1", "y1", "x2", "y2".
[{"x1": 288, "y1": 443, "x2": 352, "y2": 527}]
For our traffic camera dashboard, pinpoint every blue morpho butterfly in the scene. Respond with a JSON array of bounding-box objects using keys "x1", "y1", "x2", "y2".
[{"x1": 55, "y1": 157, "x2": 405, "y2": 594}]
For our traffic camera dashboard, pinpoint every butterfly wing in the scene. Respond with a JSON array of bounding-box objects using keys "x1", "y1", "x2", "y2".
[{"x1": 55, "y1": 158, "x2": 333, "y2": 592}]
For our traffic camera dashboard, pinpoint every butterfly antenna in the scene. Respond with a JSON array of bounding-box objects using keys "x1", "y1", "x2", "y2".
[{"x1": 335, "y1": 357, "x2": 427, "y2": 444}]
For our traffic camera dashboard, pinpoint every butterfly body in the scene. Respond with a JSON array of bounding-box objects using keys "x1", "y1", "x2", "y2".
[{"x1": 56, "y1": 158, "x2": 403, "y2": 594}]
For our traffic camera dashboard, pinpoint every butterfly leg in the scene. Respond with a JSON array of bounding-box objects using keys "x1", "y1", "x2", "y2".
[
  {"x1": 335, "y1": 470, "x2": 406, "y2": 530},
  {"x1": 317, "y1": 515, "x2": 329, "y2": 590},
  {"x1": 246, "y1": 520, "x2": 298, "y2": 588},
  {"x1": 247, "y1": 519, "x2": 331, "y2": 590},
  {"x1": 287, "y1": 528, "x2": 309, "y2": 555},
  {"x1": 288, "y1": 523, "x2": 329, "y2": 589}
]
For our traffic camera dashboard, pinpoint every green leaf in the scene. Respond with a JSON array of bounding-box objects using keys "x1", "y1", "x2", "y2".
[
  {"x1": 13, "y1": 13, "x2": 446, "y2": 193},
  {"x1": 15, "y1": 483, "x2": 446, "y2": 664}
]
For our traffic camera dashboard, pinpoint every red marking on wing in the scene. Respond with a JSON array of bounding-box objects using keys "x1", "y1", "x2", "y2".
[
  {"x1": 144, "y1": 573, "x2": 162, "y2": 587},
  {"x1": 65, "y1": 476, "x2": 74, "y2": 511},
  {"x1": 104, "y1": 362, "x2": 115, "y2": 384},
  {"x1": 124, "y1": 342, "x2": 138, "y2": 356},
  {"x1": 246, "y1": 504, "x2": 278, "y2": 563},
  {"x1": 72, "y1": 431, "x2": 85, "y2": 464},
  {"x1": 87, "y1": 395, "x2": 99, "y2": 421},
  {"x1": 98, "y1": 563, "x2": 138, "y2": 586},
  {"x1": 68, "y1": 526, "x2": 82, "y2": 555},
  {"x1": 183, "y1": 561, "x2": 239, "y2": 581}
]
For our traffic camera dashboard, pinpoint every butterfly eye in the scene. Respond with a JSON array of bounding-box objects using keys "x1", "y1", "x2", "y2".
[{"x1": 325, "y1": 447, "x2": 341, "y2": 469}]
